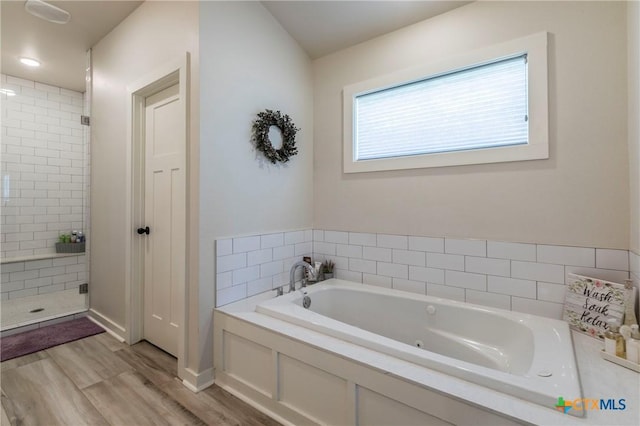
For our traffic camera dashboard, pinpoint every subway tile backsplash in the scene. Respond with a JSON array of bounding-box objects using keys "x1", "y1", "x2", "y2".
[
  {"x1": 487, "y1": 241, "x2": 536, "y2": 261},
  {"x1": 596, "y1": 249, "x2": 630, "y2": 271},
  {"x1": 315, "y1": 230, "x2": 633, "y2": 320},
  {"x1": 215, "y1": 230, "x2": 313, "y2": 306},
  {"x1": 215, "y1": 228, "x2": 636, "y2": 320},
  {"x1": 536, "y1": 245, "x2": 595, "y2": 267}
]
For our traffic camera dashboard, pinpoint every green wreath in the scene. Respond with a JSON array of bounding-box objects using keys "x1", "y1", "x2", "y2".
[{"x1": 252, "y1": 109, "x2": 300, "y2": 164}]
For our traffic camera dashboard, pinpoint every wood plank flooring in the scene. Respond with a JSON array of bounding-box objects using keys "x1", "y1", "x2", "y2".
[{"x1": 1, "y1": 332, "x2": 281, "y2": 426}]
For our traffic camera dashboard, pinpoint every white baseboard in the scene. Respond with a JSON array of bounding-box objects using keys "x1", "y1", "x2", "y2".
[
  {"x1": 87, "y1": 308, "x2": 214, "y2": 394},
  {"x1": 87, "y1": 308, "x2": 126, "y2": 342},
  {"x1": 216, "y1": 381, "x2": 295, "y2": 426},
  {"x1": 180, "y1": 366, "x2": 214, "y2": 392}
]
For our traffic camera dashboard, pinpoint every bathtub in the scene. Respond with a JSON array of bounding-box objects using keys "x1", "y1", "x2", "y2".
[{"x1": 256, "y1": 279, "x2": 583, "y2": 416}]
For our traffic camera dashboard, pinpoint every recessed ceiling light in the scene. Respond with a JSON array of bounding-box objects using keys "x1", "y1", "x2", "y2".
[
  {"x1": 19, "y1": 57, "x2": 41, "y2": 67},
  {"x1": 24, "y1": 0, "x2": 70, "y2": 24}
]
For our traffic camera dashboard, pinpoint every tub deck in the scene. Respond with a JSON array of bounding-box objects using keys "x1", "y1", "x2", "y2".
[{"x1": 217, "y1": 298, "x2": 640, "y2": 425}]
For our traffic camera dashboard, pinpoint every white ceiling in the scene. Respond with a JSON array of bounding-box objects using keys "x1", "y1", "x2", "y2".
[
  {"x1": 1, "y1": 0, "x2": 142, "y2": 92},
  {"x1": 263, "y1": 1, "x2": 472, "y2": 59},
  {"x1": 1, "y1": 1, "x2": 471, "y2": 93}
]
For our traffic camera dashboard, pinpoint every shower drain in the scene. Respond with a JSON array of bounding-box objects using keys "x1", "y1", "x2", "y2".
[{"x1": 29, "y1": 308, "x2": 44, "y2": 313}]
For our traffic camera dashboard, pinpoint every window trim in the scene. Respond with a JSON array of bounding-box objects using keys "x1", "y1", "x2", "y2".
[{"x1": 343, "y1": 32, "x2": 549, "y2": 173}]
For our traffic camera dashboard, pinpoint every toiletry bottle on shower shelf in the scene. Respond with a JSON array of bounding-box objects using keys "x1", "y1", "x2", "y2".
[{"x1": 604, "y1": 319, "x2": 625, "y2": 358}]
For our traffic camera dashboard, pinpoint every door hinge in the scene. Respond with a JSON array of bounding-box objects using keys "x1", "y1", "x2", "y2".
[
  {"x1": 81, "y1": 115, "x2": 90, "y2": 126},
  {"x1": 79, "y1": 283, "x2": 88, "y2": 294}
]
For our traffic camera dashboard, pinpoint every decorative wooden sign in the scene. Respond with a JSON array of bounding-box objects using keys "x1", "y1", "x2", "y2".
[{"x1": 563, "y1": 273, "x2": 630, "y2": 339}]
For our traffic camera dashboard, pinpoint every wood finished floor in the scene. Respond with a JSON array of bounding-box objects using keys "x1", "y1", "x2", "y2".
[{"x1": 1, "y1": 332, "x2": 281, "y2": 426}]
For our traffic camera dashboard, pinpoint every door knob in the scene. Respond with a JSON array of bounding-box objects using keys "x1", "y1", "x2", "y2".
[{"x1": 137, "y1": 226, "x2": 150, "y2": 235}]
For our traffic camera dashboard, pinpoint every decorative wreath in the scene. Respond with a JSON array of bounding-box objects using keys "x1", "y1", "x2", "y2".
[{"x1": 252, "y1": 109, "x2": 300, "y2": 164}]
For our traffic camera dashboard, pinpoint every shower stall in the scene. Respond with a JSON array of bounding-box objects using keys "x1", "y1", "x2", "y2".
[{"x1": 1, "y1": 56, "x2": 91, "y2": 335}]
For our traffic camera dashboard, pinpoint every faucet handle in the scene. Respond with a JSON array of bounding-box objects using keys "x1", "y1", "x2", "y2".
[{"x1": 274, "y1": 286, "x2": 284, "y2": 296}]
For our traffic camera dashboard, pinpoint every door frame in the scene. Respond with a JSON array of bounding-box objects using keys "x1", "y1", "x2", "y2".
[{"x1": 124, "y1": 54, "x2": 190, "y2": 383}]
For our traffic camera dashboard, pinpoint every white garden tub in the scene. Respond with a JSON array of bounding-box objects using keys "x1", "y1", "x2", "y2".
[{"x1": 256, "y1": 279, "x2": 583, "y2": 416}]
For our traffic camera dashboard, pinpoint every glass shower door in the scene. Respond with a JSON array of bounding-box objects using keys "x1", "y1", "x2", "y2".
[{"x1": 0, "y1": 65, "x2": 90, "y2": 333}]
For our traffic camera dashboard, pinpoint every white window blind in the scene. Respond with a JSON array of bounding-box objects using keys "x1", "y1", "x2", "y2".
[{"x1": 354, "y1": 55, "x2": 529, "y2": 161}]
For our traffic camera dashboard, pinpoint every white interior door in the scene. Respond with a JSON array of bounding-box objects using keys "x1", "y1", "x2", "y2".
[{"x1": 142, "y1": 83, "x2": 185, "y2": 356}]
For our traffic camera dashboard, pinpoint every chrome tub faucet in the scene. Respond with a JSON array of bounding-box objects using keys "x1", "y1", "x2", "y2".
[{"x1": 289, "y1": 261, "x2": 316, "y2": 293}]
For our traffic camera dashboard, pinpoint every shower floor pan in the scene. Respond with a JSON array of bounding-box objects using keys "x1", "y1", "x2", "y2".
[{"x1": 1, "y1": 289, "x2": 86, "y2": 331}]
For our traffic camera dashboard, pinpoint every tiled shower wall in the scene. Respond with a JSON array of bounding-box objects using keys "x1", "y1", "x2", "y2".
[
  {"x1": 1, "y1": 74, "x2": 86, "y2": 258},
  {"x1": 216, "y1": 228, "x2": 635, "y2": 320},
  {"x1": 1, "y1": 74, "x2": 89, "y2": 300},
  {"x1": 1, "y1": 255, "x2": 87, "y2": 300}
]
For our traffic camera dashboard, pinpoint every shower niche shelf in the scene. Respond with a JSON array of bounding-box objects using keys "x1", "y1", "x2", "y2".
[{"x1": 0, "y1": 252, "x2": 85, "y2": 265}]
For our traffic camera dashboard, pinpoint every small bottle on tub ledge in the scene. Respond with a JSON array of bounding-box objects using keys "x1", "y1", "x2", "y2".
[
  {"x1": 600, "y1": 320, "x2": 640, "y2": 372},
  {"x1": 604, "y1": 319, "x2": 625, "y2": 358},
  {"x1": 625, "y1": 325, "x2": 640, "y2": 364}
]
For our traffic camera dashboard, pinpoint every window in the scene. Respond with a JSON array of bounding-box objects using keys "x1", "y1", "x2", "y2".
[
  {"x1": 343, "y1": 32, "x2": 549, "y2": 173},
  {"x1": 355, "y1": 55, "x2": 528, "y2": 160}
]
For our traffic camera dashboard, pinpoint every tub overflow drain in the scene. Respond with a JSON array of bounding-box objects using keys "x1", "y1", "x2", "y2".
[
  {"x1": 302, "y1": 296, "x2": 311, "y2": 309},
  {"x1": 415, "y1": 340, "x2": 424, "y2": 348},
  {"x1": 537, "y1": 370, "x2": 552, "y2": 377},
  {"x1": 426, "y1": 305, "x2": 436, "y2": 315},
  {"x1": 29, "y1": 308, "x2": 44, "y2": 313}
]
